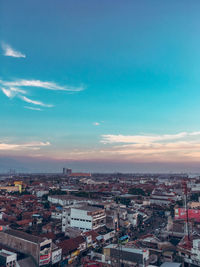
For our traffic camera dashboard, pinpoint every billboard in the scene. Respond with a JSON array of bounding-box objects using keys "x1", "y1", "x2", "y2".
[
  {"x1": 39, "y1": 241, "x2": 51, "y2": 266},
  {"x1": 175, "y1": 208, "x2": 200, "y2": 222},
  {"x1": 52, "y1": 249, "x2": 62, "y2": 264}
]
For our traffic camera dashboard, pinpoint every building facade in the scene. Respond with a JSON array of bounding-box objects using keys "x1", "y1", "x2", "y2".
[{"x1": 62, "y1": 205, "x2": 106, "y2": 232}]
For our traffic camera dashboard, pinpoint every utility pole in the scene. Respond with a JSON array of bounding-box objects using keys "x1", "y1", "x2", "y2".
[
  {"x1": 182, "y1": 180, "x2": 190, "y2": 241},
  {"x1": 116, "y1": 204, "x2": 123, "y2": 267}
]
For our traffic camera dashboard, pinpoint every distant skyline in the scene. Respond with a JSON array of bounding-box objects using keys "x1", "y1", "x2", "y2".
[{"x1": 1, "y1": 0, "x2": 200, "y2": 172}]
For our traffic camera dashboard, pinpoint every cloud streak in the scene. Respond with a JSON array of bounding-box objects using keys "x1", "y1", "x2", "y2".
[
  {"x1": 21, "y1": 96, "x2": 53, "y2": 107},
  {"x1": 1, "y1": 88, "x2": 13, "y2": 98},
  {"x1": 1, "y1": 87, "x2": 27, "y2": 98},
  {"x1": 0, "y1": 78, "x2": 84, "y2": 110},
  {"x1": 2, "y1": 43, "x2": 26, "y2": 58},
  {"x1": 53, "y1": 131, "x2": 200, "y2": 162},
  {"x1": 0, "y1": 141, "x2": 50, "y2": 151},
  {"x1": 96, "y1": 131, "x2": 200, "y2": 162},
  {"x1": 101, "y1": 132, "x2": 200, "y2": 144},
  {"x1": 24, "y1": 106, "x2": 42, "y2": 111},
  {"x1": 1, "y1": 79, "x2": 85, "y2": 92}
]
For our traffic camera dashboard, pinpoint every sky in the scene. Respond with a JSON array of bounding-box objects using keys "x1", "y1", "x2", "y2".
[{"x1": 1, "y1": 0, "x2": 200, "y2": 173}]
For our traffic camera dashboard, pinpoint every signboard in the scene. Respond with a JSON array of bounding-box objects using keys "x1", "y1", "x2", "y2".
[
  {"x1": 175, "y1": 208, "x2": 200, "y2": 222},
  {"x1": 52, "y1": 249, "x2": 62, "y2": 264},
  {"x1": 71, "y1": 250, "x2": 80, "y2": 257},
  {"x1": 39, "y1": 241, "x2": 51, "y2": 266}
]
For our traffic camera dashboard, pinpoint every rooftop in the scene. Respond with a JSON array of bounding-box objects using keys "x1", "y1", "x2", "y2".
[
  {"x1": 4, "y1": 229, "x2": 47, "y2": 244},
  {"x1": 0, "y1": 249, "x2": 16, "y2": 257},
  {"x1": 160, "y1": 263, "x2": 181, "y2": 267},
  {"x1": 104, "y1": 244, "x2": 147, "y2": 254},
  {"x1": 72, "y1": 205, "x2": 103, "y2": 212}
]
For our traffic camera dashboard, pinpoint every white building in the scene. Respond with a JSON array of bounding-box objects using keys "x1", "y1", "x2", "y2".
[
  {"x1": 191, "y1": 239, "x2": 200, "y2": 266},
  {"x1": 51, "y1": 211, "x2": 62, "y2": 220},
  {"x1": 35, "y1": 190, "x2": 49, "y2": 198},
  {"x1": 150, "y1": 190, "x2": 181, "y2": 206},
  {"x1": 127, "y1": 212, "x2": 138, "y2": 227},
  {"x1": 0, "y1": 249, "x2": 17, "y2": 267},
  {"x1": 62, "y1": 205, "x2": 106, "y2": 232},
  {"x1": 177, "y1": 236, "x2": 200, "y2": 266},
  {"x1": 48, "y1": 195, "x2": 86, "y2": 206}
]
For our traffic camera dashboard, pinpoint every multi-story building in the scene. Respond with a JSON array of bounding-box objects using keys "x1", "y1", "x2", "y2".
[
  {"x1": 48, "y1": 195, "x2": 86, "y2": 206},
  {"x1": 150, "y1": 190, "x2": 181, "y2": 206},
  {"x1": 63, "y1": 168, "x2": 72, "y2": 175},
  {"x1": 0, "y1": 229, "x2": 52, "y2": 266},
  {"x1": 0, "y1": 186, "x2": 20, "y2": 193},
  {"x1": 104, "y1": 244, "x2": 150, "y2": 266},
  {"x1": 62, "y1": 205, "x2": 106, "y2": 232},
  {"x1": 177, "y1": 236, "x2": 200, "y2": 266}
]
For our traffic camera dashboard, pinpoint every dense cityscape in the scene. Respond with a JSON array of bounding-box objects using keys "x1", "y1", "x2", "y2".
[{"x1": 0, "y1": 170, "x2": 200, "y2": 266}]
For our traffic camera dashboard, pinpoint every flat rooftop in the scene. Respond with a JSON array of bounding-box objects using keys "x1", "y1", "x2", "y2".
[
  {"x1": 4, "y1": 230, "x2": 47, "y2": 244},
  {"x1": 104, "y1": 244, "x2": 146, "y2": 254},
  {"x1": 49, "y1": 195, "x2": 86, "y2": 200},
  {"x1": 0, "y1": 251, "x2": 15, "y2": 257},
  {"x1": 160, "y1": 263, "x2": 181, "y2": 267},
  {"x1": 72, "y1": 205, "x2": 104, "y2": 212}
]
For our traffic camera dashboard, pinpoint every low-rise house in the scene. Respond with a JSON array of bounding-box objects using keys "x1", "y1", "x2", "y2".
[
  {"x1": 58, "y1": 235, "x2": 86, "y2": 265},
  {"x1": 51, "y1": 210, "x2": 62, "y2": 220},
  {"x1": 83, "y1": 230, "x2": 99, "y2": 248}
]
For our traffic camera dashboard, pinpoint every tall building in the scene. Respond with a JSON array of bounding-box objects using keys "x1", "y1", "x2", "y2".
[
  {"x1": 66, "y1": 168, "x2": 72, "y2": 175},
  {"x1": 62, "y1": 205, "x2": 106, "y2": 232},
  {"x1": 63, "y1": 168, "x2": 72, "y2": 175}
]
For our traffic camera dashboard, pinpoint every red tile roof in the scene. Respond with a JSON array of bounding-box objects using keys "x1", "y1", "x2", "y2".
[{"x1": 58, "y1": 236, "x2": 85, "y2": 255}]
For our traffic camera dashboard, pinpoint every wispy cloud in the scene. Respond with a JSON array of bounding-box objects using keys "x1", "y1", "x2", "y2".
[
  {"x1": 93, "y1": 121, "x2": 104, "y2": 126},
  {"x1": 1, "y1": 43, "x2": 26, "y2": 58},
  {"x1": 0, "y1": 78, "x2": 84, "y2": 110},
  {"x1": 24, "y1": 106, "x2": 42, "y2": 111},
  {"x1": 21, "y1": 96, "x2": 53, "y2": 108},
  {"x1": 95, "y1": 131, "x2": 200, "y2": 162},
  {"x1": 1, "y1": 79, "x2": 84, "y2": 91},
  {"x1": 1, "y1": 88, "x2": 13, "y2": 98},
  {"x1": 10, "y1": 87, "x2": 26, "y2": 94},
  {"x1": 58, "y1": 130, "x2": 200, "y2": 163},
  {"x1": 101, "y1": 132, "x2": 200, "y2": 144},
  {"x1": 0, "y1": 141, "x2": 50, "y2": 151},
  {"x1": 1, "y1": 87, "x2": 27, "y2": 98}
]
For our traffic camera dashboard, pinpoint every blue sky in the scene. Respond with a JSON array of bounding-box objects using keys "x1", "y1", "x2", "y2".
[{"x1": 1, "y1": 0, "x2": 200, "y2": 172}]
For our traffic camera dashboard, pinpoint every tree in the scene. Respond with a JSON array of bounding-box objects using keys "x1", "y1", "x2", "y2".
[
  {"x1": 115, "y1": 197, "x2": 131, "y2": 207},
  {"x1": 128, "y1": 188, "x2": 146, "y2": 196}
]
